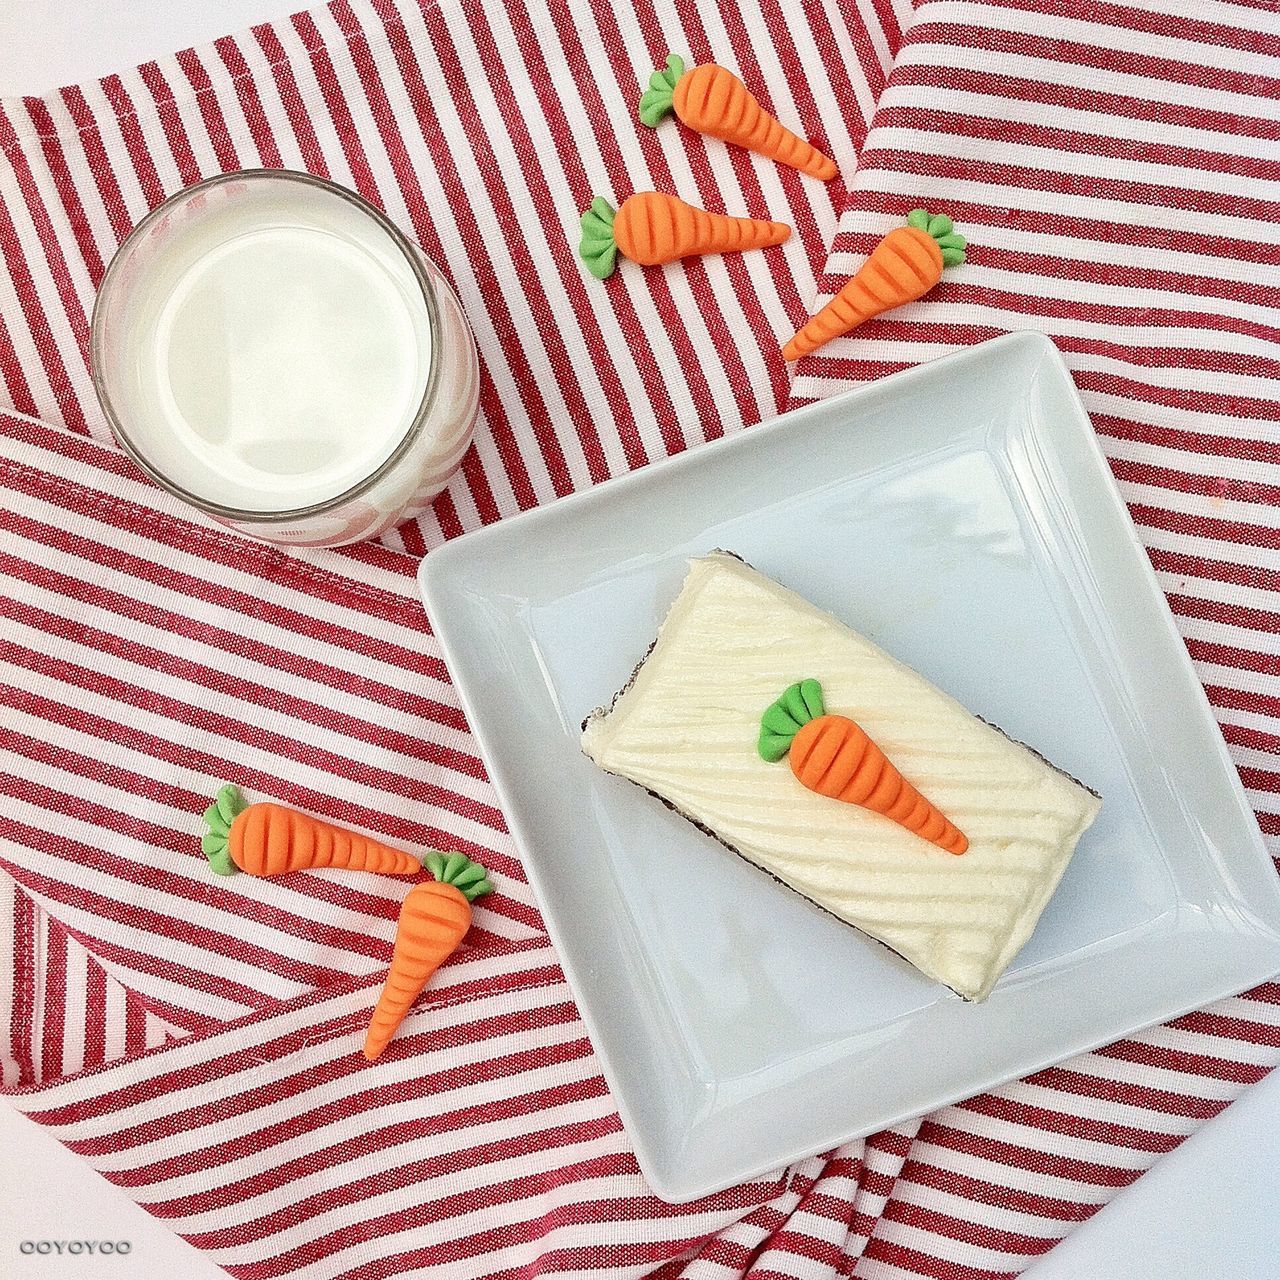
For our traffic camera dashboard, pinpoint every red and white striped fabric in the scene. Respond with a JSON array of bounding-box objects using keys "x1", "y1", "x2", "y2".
[
  {"x1": 1, "y1": 0, "x2": 1278, "y2": 1276},
  {"x1": 786, "y1": 1, "x2": 1280, "y2": 1272}
]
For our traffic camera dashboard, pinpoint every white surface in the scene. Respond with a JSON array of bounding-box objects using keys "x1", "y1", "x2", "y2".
[
  {"x1": 0, "y1": 1104, "x2": 227, "y2": 1280},
  {"x1": 2, "y1": 6, "x2": 1279, "y2": 1277},
  {"x1": 420, "y1": 331, "x2": 1280, "y2": 1200}
]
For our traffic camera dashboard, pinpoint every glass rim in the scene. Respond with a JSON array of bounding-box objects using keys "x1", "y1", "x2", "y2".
[{"x1": 89, "y1": 168, "x2": 444, "y2": 523}]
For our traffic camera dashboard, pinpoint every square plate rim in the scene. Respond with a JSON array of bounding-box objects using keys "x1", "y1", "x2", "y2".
[{"x1": 419, "y1": 331, "x2": 1280, "y2": 1200}]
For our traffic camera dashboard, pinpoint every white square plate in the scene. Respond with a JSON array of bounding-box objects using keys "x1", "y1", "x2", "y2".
[{"x1": 420, "y1": 332, "x2": 1280, "y2": 1201}]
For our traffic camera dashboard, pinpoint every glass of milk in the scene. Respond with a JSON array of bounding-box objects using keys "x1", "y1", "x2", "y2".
[{"x1": 91, "y1": 170, "x2": 479, "y2": 547}]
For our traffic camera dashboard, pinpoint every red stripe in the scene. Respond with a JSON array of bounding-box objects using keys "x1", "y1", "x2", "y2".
[
  {"x1": 99, "y1": 74, "x2": 166, "y2": 209},
  {"x1": 83, "y1": 961, "x2": 108, "y2": 1069},
  {"x1": 908, "y1": 18, "x2": 1280, "y2": 101},
  {"x1": 887, "y1": 61, "x2": 1280, "y2": 146},
  {"x1": 38, "y1": 918, "x2": 67, "y2": 1082},
  {"x1": 0, "y1": 852, "x2": 295, "y2": 1014},
  {"x1": 874, "y1": 103, "x2": 1280, "y2": 188},
  {"x1": 124, "y1": 987, "x2": 149, "y2": 1056},
  {"x1": 0, "y1": 630, "x2": 505, "y2": 829},
  {"x1": 212, "y1": 36, "x2": 284, "y2": 168},
  {"x1": 136, "y1": 61, "x2": 203, "y2": 186},
  {"x1": 148, "y1": 1040, "x2": 601, "y2": 1217},
  {"x1": 1094, "y1": 1036, "x2": 1272, "y2": 1086},
  {"x1": 857, "y1": 143, "x2": 1280, "y2": 230},
  {"x1": 58, "y1": 87, "x2": 134, "y2": 242},
  {"x1": 1167, "y1": 1010, "x2": 1280, "y2": 1048},
  {"x1": 66, "y1": 997, "x2": 583, "y2": 1156},
  {"x1": 918, "y1": 1113, "x2": 1136, "y2": 1188},
  {"x1": 0, "y1": 575, "x2": 483, "y2": 779},
  {"x1": 1095, "y1": 413, "x2": 1280, "y2": 469},
  {"x1": 174, "y1": 48, "x2": 242, "y2": 172},
  {"x1": 883, "y1": 1196, "x2": 1056, "y2": 1257},
  {"x1": 0, "y1": 105, "x2": 88, "y2": 432},
  {"x1": 1149, "y1": 547, "x2": 1280, "y2": 598},
  {"x1": 861, "y1": 1235, "x2": 1015, "y2": 1280},
  {"x1": 1167, "y1": 592, "x2": 1280, "y2": 645},
  {"x1": 1115, "y1": 461, "x2": 1280, "y2": 510},
  {"x1": 898, "y1": 1158, "x2": 1099, "y2": 1223},
  {"x1": 958, "y1": 1092, "x2": 1192, "y2": 1152},
  {"x1": 8, "y1": 890, "x2": 37, "y2": 1086},
  {"x1": 22, "y1": 98, "x2": 108, "y2": 285},
  {"x1": 1219, "y1": 722, "x2": 1280, "y2": 764},
  {"x1": 250, "y1": 25, "x2": 330, "y2": 175},
  {"x1": 1131, "y1": 502, "x2": 1280, "y2": 553},
  {"x1": 0, "y1": 309, "x2": 38, "y2": 418},
  {"x1": 972, "y1": 0, "x2": 1280, "y2": 54}
]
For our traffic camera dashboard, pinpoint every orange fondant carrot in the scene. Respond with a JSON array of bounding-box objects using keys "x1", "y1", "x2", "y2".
[
  {"x1": 363, "y1": 851, "x2": 494, "y2": 1061},
  {"x1": 759, "y1": 680, "x2": 968, "y2": 855},
  {"x1": 579, "y1": 192, "x2": 789, "y2": 279},
  {"x1": 783, "y1": 209, "x2": 967, "y2": 360},
  {"x1": 640, "y1": 54, "x2": 836, "y2": 181},
  {"x1": 200, "y1": 785, "x2": 423, "y2": 877}
]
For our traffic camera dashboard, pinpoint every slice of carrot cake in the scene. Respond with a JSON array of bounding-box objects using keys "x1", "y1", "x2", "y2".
[{"x1": 581, "y1": 552, "x2": 1101, "y2": 1001}]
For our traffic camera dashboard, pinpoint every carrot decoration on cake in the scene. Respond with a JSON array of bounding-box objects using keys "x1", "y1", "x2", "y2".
[
  {"x1": 200, "y1": 784, "x2": 425, "y2": 877},
  {"x1": 639, "y1": 54, "x2": 837, "y2": 181},
  {"x1": 759, "y1": 680, "x2": 968, "y2": 854},
  {"x1": 783, "y1": 209, "x2": 966, "y2": 360},
  {"x1": 578, "y1": 192, "x2": 789, "y2": 279},
  {"x1": 363, "y1": 851, "x2": 494, "y2": 1061}
]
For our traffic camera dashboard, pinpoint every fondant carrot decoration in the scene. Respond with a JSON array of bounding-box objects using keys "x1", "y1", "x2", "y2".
[
  {"x1": 200, "y1": 784, "x2": 424, "y2": 877},
  {"x1": 783, "y1": 209, "x2": 966, "y2": 360},
  {"x1": 578, "y1": 192, "x2": 789, "y2": 279},
  {"x1": 639, "y1": 54, "x2": 837, "y2": 181},
  {"x1": 759, "y1": 680, "x2": 968, "y2": 855},
  {"x1": 363, "y1": 851, "x2": 494, "y2": 1060}
]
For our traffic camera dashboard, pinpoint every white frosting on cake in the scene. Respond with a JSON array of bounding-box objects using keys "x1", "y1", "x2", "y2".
[{"x1": 582, "y1": 553, "x2": 1101, "y2": 1001}]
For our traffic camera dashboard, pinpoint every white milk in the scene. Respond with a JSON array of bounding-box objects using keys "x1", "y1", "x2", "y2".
[{"x1": 93, "y1": 173, "x2": 478, "y2": 543}]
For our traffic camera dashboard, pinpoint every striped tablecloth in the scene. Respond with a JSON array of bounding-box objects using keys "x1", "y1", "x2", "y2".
[{"x1": 1, "y1": 0, "x2": 1277, "y2": 1276}]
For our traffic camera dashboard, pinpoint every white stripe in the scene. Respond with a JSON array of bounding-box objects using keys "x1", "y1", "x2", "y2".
[
  {"x1": 71, "y1": 988, "x2": 580, "y2": 1160},
  {"x1": 166, "y1": 1095, "x2": 621, "y2": 1252},
  {"x1": 866, "y1": 1212, "x2": 1037, "y2": 1272},
  {"x1": 880, "y1": 80, "x2": 1280, "y2": 162},
  {"x1": 60, "y1": 937, "x2": 89, "y2": 1077},
  {"x1": 1008, "y1": 1080, "x2": 1203, "y2": 1138},
  {"x1": 923, "y1": 1, "x2": 1280, "y2": 76},
  {"x1": 1176, "y1": 613, "x2": 1280, "y2": 661},
  {"x1": 0, "y1": 548, "x2": 469, "y2": 744},
  {"x1": 1139, "y1": 522, "x2": 1280, "y2": 576},
  {"x1": 895, "y1": 40, "x2": 1280, "y2": 125},
  {"x1": 933, "y1": 1103, "x2": 1162, "y2": 1170},
  {"x1": 0, "y1": 851, "x2": 305, "y2": 1009},
  {"x1": 152, "y1": 54, "x2": 222, "y2": 173},
  {"x1": 0, "y1": 436, "x2": 427, "y2": 606},
  {"x1": 905, "y1": 1136, "x2": 1109, "y2": 1206},
  {"x1": 12, "y1": 942, "x2": 558, "y2": 1117},
  {"x1": 1114, "y1": 478, "x2": 1279, "y2": 529},
  {"x1": 851, "y1": 167, "x2": 1280, "y2": 256},
  {"x1": 1108, "y1": 434, "x2": 1280, "y2": 490}
]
